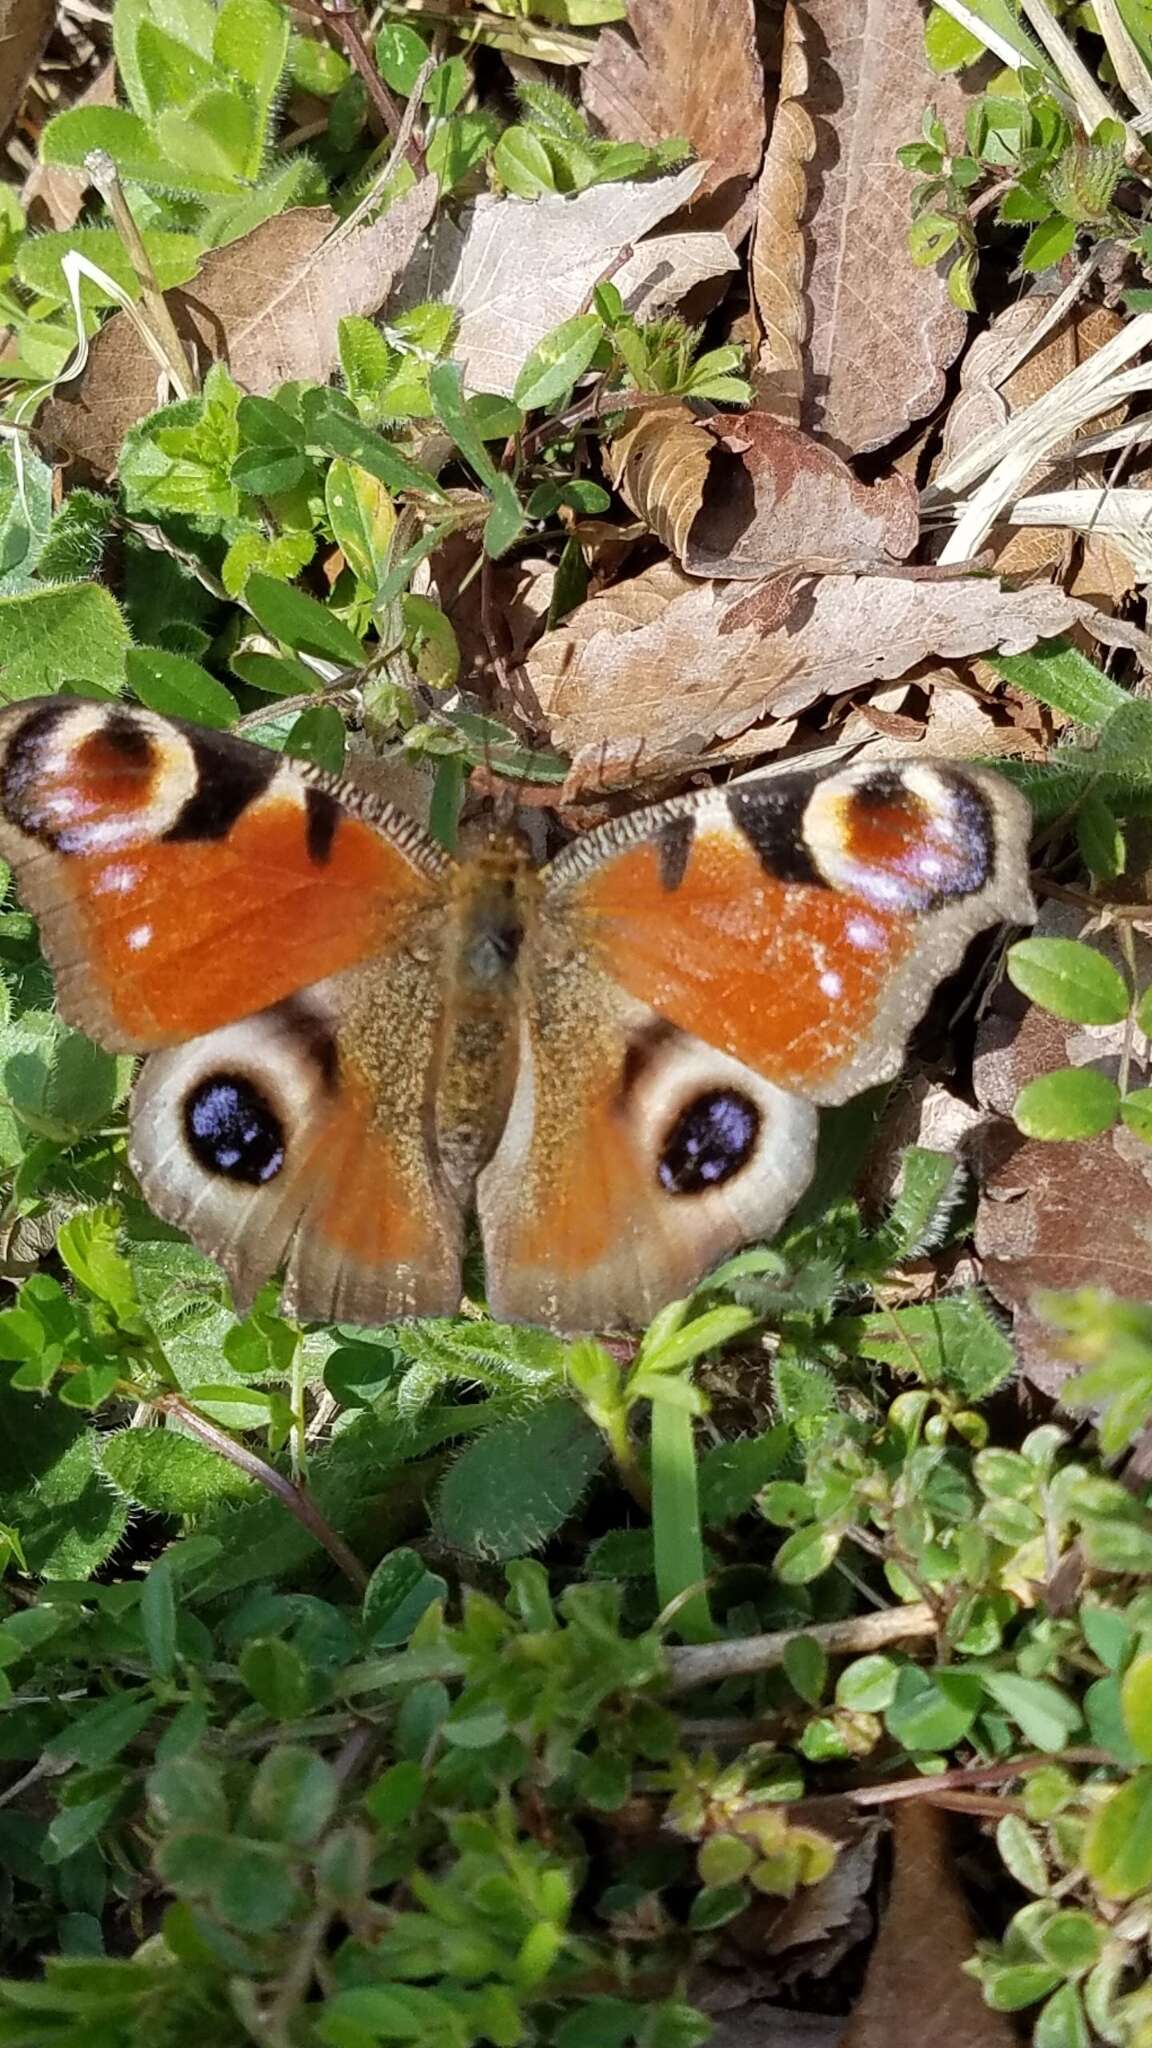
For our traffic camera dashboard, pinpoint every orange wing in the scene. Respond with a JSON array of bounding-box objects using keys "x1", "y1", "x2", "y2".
[
  {"x1": 545, "y1": 761, "x2": 1035, "y2": 1106},
  {"x1": 0, "y1": 700, "x2": 450, "y2": 1050}
]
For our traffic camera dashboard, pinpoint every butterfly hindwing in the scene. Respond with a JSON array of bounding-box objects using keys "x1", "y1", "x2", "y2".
[
  {"x1": 130, "y1": 957, "x2": 465, "y2": 1323},
  {"x1": 477, "y1": 946, "x2": 817, "y2": 1331},
  {"x1": 0, "y1": 699, "x2": 450, "y2": 1051},
  {"x1": 545, "y1": 759, "x2": 1035, "y2": 1105}
]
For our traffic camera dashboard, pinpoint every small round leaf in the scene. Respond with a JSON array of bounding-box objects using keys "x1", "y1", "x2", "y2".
[
  {"x1": 1007, "y1": 939, "x2": 1128, "y2": 1026},
  {"x1": 1013, "y1": 1069, "x2": 1121, "y2": 1141}
]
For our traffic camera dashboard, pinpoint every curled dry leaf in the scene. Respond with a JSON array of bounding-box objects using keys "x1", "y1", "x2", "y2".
[
  {"x1": 840, "y1": 1803, "x2": 1016, "y2": 2048},
  {"x1": 527, "y1": 560, "x2": 1091, "y2": 754},
  {"x1": 751, "y1": 0, "x2": 967, "y2": 455},
  {"x1": 580, "y1": 0, "x2": 766, "y2": 243},
  {"x1": 609, "y1": 405, "x2": 920, "y2": 578},
  {"x1": 749, "y1": 2, "x2": 815, "y2": 424},
  {"x1": 39, "y1": 179, "x2": 440, "y2": 477},
  {"x1": 395, "y1": 165, "x2": 704, "y2": 397}
]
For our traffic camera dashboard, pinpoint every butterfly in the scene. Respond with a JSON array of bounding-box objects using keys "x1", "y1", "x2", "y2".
[{"x1": 0, "y1": 699, "x2": 1035, "y2": 1332}]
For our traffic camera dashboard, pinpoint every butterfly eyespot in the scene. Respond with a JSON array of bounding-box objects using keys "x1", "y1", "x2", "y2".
[
  {"x1": 184, "y1": 1072, "x2": 286, "y2": 1185},
  {"x1": 657, "y1": 1088, "x2": 761, "y2": 1195}
]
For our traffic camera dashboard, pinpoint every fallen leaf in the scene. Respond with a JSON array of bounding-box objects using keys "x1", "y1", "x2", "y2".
[
  {"x1": 752, "y1": 0, "x2": 967, "y2": 454},
  {"x1": 613, "y1": 231, "x2": 739, "y2": 318},
  {"x1": 0, "y1": 0, "x2": 54, "y2": 145},
  {"x1": 527, "y1": 562, "x2": 1091, "y2": 754},
  {"x1": 608, "y1": 407, "x2": 920, "y2": 578},
  {"x1": 840, "y1": 1803, "x2": 1016, "y2": 2048},
  {"x1": 40, "y1": 179, "x2": 440, "y2": 478},
  {"x1": 581, "y1": 0, "x2": 766, "y2": 242},
  {"x1": 395, "y1": 164, "x2": 704, "y2": 397},
  {"x1": 750, "y1": 2, "x2": 817, "y2": 425}
]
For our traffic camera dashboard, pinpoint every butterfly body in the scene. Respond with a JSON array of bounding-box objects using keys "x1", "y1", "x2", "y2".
[{"x1": 0, "y1": 699, "x2": 1035, "y2": 1332}]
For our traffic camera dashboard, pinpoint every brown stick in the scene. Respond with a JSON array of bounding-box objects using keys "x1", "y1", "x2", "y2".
[{"x1": 665, "y1": 1601, "x2": 939, "y2": 1693}]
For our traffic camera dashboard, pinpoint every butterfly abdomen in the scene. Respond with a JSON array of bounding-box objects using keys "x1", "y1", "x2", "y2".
[{"x1": 432, "y1": 843, "x2": 536, "y2": 1194}]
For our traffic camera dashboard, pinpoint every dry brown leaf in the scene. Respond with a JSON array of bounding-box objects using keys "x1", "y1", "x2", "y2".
[
  {"x1": 395, "y1": 164, "x2": 703, "y2": 396},
  {"x1": 526, "y1": 561, "x2": 1090, "y2": 753},
  {"x1": 613, "y1": 231, "x2": 739, "y2": 318},
  {"x1": 840, "y1": 1804, "x2": 1015, "y2": 2048},
  {"x1": 608, "y1": 406, "x2": 920, "y2": 576},
  {"x1": 0, "y1": 0, "x2": 54, "y2": 147},
  {"x1": 581, "y1": 0, "x2": 766, "y2": 243},
  {"x1": 756, "y1": 0, "x2": 966, "y2": 454},
  {"x1": 40, "y1": 180, "x2": 439, "y2": 477},
  {"x1": 750, "y1": 2, "x2": 816, "y2": 424}
]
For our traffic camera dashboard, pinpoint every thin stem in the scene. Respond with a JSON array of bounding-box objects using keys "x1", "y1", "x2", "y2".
[
  {"x1": 799, "y1": 1748, "x2": 1116, "y2": 1813},
  {"x1": 154, "y1": 1393, "x2": 369, "y2": 1591},
  {"x1": 84, "y1": 150, "x2": 198, "y2": 396},
  {"x1": 665, "y1": 1600, "x2": 938, "y2": 1692}
]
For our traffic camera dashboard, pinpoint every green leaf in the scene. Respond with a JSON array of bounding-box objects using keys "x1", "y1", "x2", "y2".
[
  {"x1": 375, "y1": 21, "x2": 430, "y2": 93},
  {"x1": 836, "y1": 1654, "x2": 899, "y2": 1712},
  {"x1": 885, "y1": 1666, "x2": 982, "y2": 1751},
  {"x1": 851, "y1": 1294, "x2": 1015, "y2": 1398},
  {"x1": 45, "y1": 1694, "x2": 158, "y2": 1767},
  {"x1": 325, "y1": 460, "x2": 396, "y2": 589},
  {"x1": 1077, "y1": 790, "x2": 1125, "y2": 883},
  {"x1": 158, "y1": 1828, "x2": 300, "y2": 1932},
  {"x1": 40, "y1": 104, "x2": 244, "y2": 197},
  {"x1": 783, "y1": 1633, "x2": 827, "y2": 1705},
  {"x1": 248, "y1": 1745, "x2": 337, "y2": 1846},
  {"x1": 1013, "y1": 1069, "x2": 1121, "y2": 1141},
  {"x1": 155, "y1": 89, "x2": 261, "y2": 186},
  {"x1": 57, "y1": 1208, "x2": 137, "y2": 1319},
  {"x1": 1084, "y1": 1766, "x2": 1152, "y2": 1897},
  {"x1": 434, "y1": 1399, "x2": 604, "y2": 1559},
  {"x1": 1121, "y1": 1651, "x2": 1152, "y2": 1760},
  {"x1": 0, "y1": 445, "x2": 53, "y2": 598},
  {"x1": 239, "y1": 1637, "x2": 311, "y2": 1719},
  {"x1": 127, "y1": 646, "x2": 238, "y2": 728},
  {"x1": 1008, "y1": 938, "x2": 1129, "y2": 1026},
  {"x1": 980, "y1": 1671, "x2": 1082, "y2": 1751},
  {"x1": 141, "y1": 1554, "x2": 177, "y2": 1678},
  {"x1": 135, "y1": 18, "x2": 215, "y2": 110},
  {"x1": 513, "y1": 313, "x2": 604, "y2": 412},
  {"x1": 244, "y1": 571, "x2": 364, "y2": 666},
  {"x1": 0, "y1": 584, "x2": 129, "y2": 701},
  {"x1": 427, "y1": 360, "x2": 524, "y2": 557},
  {"x1": 286, "y1": 703, "x2": 346, "y2": 774},
  {"x1": 100, "y1": 1429, "x2": 254, "y2": 1513},
  {"x1": 214, "y1": 0, "x2": 289, "y2": 107},
  {"x1": 1022, "y1": 215, "x2": 1077, "y2": 270},
  {"x1": 363, "y1": 1548, "x2": 447, "y2": 1647},
  {"x1": 996, "y1": 1812, "x2": 1050, "y2": 1895},
  {"x1": 232, "y1": 395, "x2": 309, "y2": 496},
  {"x1": 364, "y1": 1759, "x2": 425, "y2": 1829},
  {"x1": 425, "y1": 54, "x2": 468, "y2": 114},
  {"x1": 302, "y1": 389, "x2": 446, "y2": 500},
  {"x1": 925, "y1": 4, "x2": 986, "y2": 67},
  {"x1": 773, "y1": 1522, "x2": 842, "y2": 1584},
  {"x1": 1034, "y1": 1984, "x2": 1090, "y2": 2048},
  {"x1": 494, "y1": 125, "x2": 557, "y2": 197}
]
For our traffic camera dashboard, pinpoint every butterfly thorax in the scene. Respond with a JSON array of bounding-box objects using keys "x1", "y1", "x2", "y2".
[{"x1": 432, "y1": 835, "x2": 538, "y2": 1194}]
